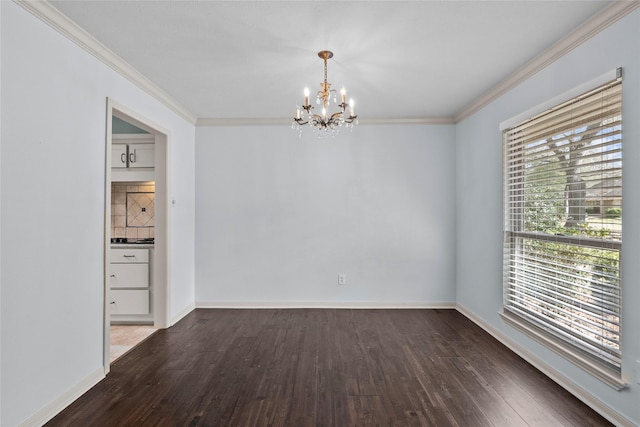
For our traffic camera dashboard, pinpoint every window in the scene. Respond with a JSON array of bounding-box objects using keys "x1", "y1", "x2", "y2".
[{"x1": 503, "y1": 76, "x2": 622, "y2": 376}]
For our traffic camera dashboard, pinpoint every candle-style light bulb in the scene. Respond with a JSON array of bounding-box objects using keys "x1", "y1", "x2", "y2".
[
  {"x1": 349, "y1": 99, "x2": 355, "y2": 117},
  {"x1": 304, "y1": 87, "x2": 310, "y2": 107},
  {"x1": 296, "y1": 108, "x2": 301, "y2": 120},
  {"x1": 340, "y1": 87, "x2": 346, "y2": 104},
  {"x1": 322, "y1": 107, "x2": 327, "y2": 119}
]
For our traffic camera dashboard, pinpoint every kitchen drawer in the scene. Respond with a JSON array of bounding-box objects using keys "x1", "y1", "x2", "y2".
[
  {"x1": 110, "y1": 290, "x2": 149, "y2": 315},
  {"x1": 110, "y1": 263, "x2": 148, "y2": 288},
  {"x1": 111, "y1": 248, "x2": 149, "y2": 263}
]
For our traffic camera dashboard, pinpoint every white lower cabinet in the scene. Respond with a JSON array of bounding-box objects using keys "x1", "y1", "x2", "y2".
[
  {"x1": 110, "y1": 290, "x2": 150, "y2": 315},
  {"x1": 110, "y1": 264, "x2": 149, "y2": 288},
  {"x1": 110, "y1": 248, "x2": 151, "y2": 320}
]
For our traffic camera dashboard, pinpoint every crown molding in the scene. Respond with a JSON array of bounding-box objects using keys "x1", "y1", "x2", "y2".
[
  {"x1": 360, "y1": 117, "x2": 456, "y2": 125},
  {"x1": 15, "y1": 0, "x2": 198, "y2": 125},
  {"x1": 196, "y1": 116, "x2": 455, "y2": 127},
  {"x1": 454, "y1": 0, "x2": 640, "y2": 123},
  {"x1": 197, "y1": 118, "x2": 292, "y2": 127},
  {"x1": 16, "y1": 0, "x2": 638, "y2": 127}
]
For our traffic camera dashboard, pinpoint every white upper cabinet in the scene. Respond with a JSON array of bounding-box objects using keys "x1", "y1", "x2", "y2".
[
  {"x1": 111, "y1": 134, "x2": 155, "y2": 181},
  {"x1": 112, "y1": 144, "x2": 128, "y2": 168},
  {"x1": 128, "y1": 143, "x2": 155, "y2": 168}
]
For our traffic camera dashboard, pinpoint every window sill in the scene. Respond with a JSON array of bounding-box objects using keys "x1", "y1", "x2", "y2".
[{"x1": 500, "y1": 311, "x2": 628, "y2": 390}]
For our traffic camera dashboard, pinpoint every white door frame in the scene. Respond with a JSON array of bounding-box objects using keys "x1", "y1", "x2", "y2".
[{"x1": 104, "y1": 98, "x2": 171, "y2": 374}]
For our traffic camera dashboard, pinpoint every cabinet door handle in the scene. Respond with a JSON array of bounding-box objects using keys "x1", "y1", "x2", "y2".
[
  {"x1": 123, "y1": 255, "x2": 135, "y2": 258},
  {"x1": 129, "y1": 151, "x2": 136, "y2": 164},
  {"x1": 110, "y1": 274, "x2": 116, "y2": 278},
  {"x1": 110, "y1": 301, "x2": 116, "y2": 304},
  {"x1": 121, "y1": 152, "x2": 126, "y2": 164}
]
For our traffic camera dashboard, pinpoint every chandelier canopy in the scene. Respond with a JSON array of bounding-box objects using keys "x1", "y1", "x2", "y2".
[{"x1": 293, "y1": 51, "x2": 358, "y2": 136}]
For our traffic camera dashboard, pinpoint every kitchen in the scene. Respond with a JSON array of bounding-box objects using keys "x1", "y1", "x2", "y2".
[{"x1": 108, "y1": 117, "x2": 157, "y2": 360}]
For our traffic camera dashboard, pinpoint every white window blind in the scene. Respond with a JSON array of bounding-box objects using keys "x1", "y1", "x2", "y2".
[{"x1": 503, "y1": 77, "x2": 622, "y2": 371}]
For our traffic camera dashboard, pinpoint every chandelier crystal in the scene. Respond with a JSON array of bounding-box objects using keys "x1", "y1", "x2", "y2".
[{"x1": 293, "y1": 51, "x2": 358, "y2": 136}]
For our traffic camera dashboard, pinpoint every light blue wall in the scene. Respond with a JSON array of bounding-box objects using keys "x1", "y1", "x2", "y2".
[
  {"x1": 195, "y1": 124, "x2": 457, "y2": 307},
  {"x1": 0, "y1": 2, "x2": 196, "y2": 425},
  {"x1": 455, "y1": 8, "x2": 640, "y2": 424}
]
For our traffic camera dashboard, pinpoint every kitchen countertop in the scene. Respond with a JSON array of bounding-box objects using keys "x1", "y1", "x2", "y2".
[{"x1": 111, "y1": 244, "x2": 155, "y2": 249}]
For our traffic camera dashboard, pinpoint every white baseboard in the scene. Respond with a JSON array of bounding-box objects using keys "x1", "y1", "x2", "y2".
[
  {"x1": 170, "y1": 302, "x2": 196, "y2": 326},
  {"x1": 455, "y1": 303, "x2": 634, "y2": 427},
  {"x1": 19, "y1": 367, "x2": 104, "y2": 427},
  {"x1": 195, "y1": 301, "x2": 455, "y2": 309}
]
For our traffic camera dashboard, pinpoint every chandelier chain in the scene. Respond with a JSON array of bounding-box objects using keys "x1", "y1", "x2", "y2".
[{"x1": 324, "y1": 57, "x2": 328, "y2": 85}]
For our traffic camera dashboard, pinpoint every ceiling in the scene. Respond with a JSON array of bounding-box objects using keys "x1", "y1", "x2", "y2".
[{"x1": 47, "y1": 1, "x2": 615, "y2": 123}]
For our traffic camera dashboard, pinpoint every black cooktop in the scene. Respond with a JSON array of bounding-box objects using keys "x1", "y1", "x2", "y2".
[{"x1": 111, "y1": 238, "x2": 154, "y2": 244}]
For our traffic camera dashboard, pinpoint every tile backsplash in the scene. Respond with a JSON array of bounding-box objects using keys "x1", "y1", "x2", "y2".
[{"x1": 111, "y1": 182, "x2": 155, "y2": 240}]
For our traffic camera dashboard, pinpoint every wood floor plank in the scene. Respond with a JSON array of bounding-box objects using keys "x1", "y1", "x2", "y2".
[{"x1": 46, "y1": 309, "x2": 613, "y2": 426}]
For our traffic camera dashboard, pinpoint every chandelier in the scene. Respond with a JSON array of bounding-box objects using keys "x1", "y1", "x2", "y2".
[{"x1": 293, "y1": 50, "x2": 358, "y2": 136}]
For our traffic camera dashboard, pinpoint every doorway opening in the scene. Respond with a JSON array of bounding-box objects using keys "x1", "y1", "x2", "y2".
[
  {"x1": 104, "y1": 98, "x2": 170, "y2": 373},
  {"x1": 109, "y1": 324, "x2": 156, "y2": 362}
]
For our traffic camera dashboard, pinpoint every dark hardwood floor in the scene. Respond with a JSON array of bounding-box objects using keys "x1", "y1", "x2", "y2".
[{"x1": 47, "y1": 309, "x2": 612, "y2": 426}]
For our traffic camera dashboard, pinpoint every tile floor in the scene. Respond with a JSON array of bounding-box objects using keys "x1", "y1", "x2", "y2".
[{"x1": 110, "y1": 324, "x2": 156, "y2": 362}]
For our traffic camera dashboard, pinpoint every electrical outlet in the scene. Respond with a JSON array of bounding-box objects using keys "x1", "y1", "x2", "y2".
[{"x1": 338, "y1": 274, "x2": 346, "y2": 285}]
